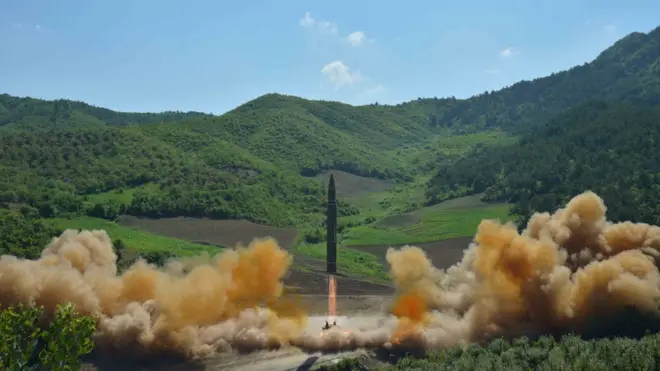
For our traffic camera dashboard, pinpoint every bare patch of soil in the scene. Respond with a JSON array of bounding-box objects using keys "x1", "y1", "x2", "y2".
[
  {"x1": 314, "y1": 170, "x2": 394, "y2": 197},
  {"x1": 348, "y1": 236, "x2": 473, "y2": 271},
  {"x1": 117, "y1": 216, "x2": 298, "y2": 249}
]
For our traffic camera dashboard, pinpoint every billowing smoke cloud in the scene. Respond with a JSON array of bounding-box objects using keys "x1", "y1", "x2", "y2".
[
  {"x1": 0, "y1": 233, "x2": 308, "y2": 358},
  {"x1": 387, "y1": 191, "x2": 660, "y2": 348},
  {"x1": 1, "y1": 191, "x2": 659, "y2": 360}
]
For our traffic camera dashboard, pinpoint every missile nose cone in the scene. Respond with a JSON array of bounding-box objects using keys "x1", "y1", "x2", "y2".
[{"x1": 328, "y1": 174, "x2": 336, "y2": 199}]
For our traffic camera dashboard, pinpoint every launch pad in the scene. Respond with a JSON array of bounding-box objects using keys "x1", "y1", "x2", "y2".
[{"x1": 322, "y1": 320, "x2": 338, "y2": 331}]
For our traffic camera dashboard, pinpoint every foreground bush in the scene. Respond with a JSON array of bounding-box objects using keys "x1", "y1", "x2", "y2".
[
  {"x1": 391, "y1": 334, "x2": 660, "y2": 371},
  {"x1": 321, "y1": 333, "x2": 660, "y2": 370},
  {"x1": 0, "y1": 303, "x2": 96, "y2": 371}
]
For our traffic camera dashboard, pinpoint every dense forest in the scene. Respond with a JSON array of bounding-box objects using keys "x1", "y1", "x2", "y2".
[
  {"x1": 1, "y1": 26, "x2": 659, "y2": 229},
  {"x1": 426, "y1": 101, "x2": 660, "y2": 225},
  {"x1": 0, "y1": 126, "x2": 328, "y2": 227},
  {"x1": 0, "y1": 210, "x2": 61, "y2": 259}
]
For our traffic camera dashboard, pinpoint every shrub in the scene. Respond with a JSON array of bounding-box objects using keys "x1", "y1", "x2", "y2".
[{"x1": 0, "y1": 303, "x2": 96, "y2": 371}]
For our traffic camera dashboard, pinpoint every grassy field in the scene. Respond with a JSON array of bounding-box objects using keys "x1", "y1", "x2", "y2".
[
  {"x1": 383, "y1": 129, "x2": 518, "y2": 173},
  {"x1": 82, "y1": 183, "x2": 159, "y2": 209},
  {"x1": 345, "y1": 176, "x2": 430, "y2": 219},
  {"x1": 342, "y1": 198, "x2": 512, "y2": 246},
  {"x1": 44, "y1": 216, "x2": 220, "y2": 257},
  {"x1": 292, "y1": 243, "x2": 389, "y2": 282},
  {"x1": 427, "y1": 129, "x2": 518, "y2": 157}
]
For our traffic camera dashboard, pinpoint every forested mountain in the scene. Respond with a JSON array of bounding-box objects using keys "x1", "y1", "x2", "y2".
[
  {"x1": 0, "y1": 127, "x2": 328, "y2": 226},
  {"x1": 426, "y1": 101, "x2": 660, "y2": 225},
  {"x1": 0, "y1": 90, "x2": 438, "y2": 228},
  {"x1": 1, "y1": 25, "x2": 659, "y2": 228},
  {"x1": 0, "y1": 91, "x2": 437, "y2": 227},
  {"x1": 132, "y1": 93, "x2": 438, "y2": 180},
  {"x1": 401, "y1": 25, "x2": 660, "y2": 134},
  {"x1": 424, "y1": 25, "x2": 660, "y2": 226},
  {"x1": 0, "y1": 92, "x2": 440, "y2": 181},
  {"x1": 0, "y1": 93, "x2": 210, "y2": 128}
]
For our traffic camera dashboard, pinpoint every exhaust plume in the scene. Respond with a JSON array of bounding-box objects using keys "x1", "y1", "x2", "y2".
[
  {"x1": 0, "y1": 234, "x2": 307, "y2": 358},
  {"x1": 1, "y1": 191, "x2": 660, "y2": 360},
  {"x1": 328, "y1": 274, "x2": 337, "y2": 319},
  {"x1": 386, "y1": 191, "x2": 660, "y2": 348}
]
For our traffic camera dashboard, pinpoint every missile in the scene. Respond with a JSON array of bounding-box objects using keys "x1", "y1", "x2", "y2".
[{"x1": 326, "y1": 174, "x2": 337, "y2": 274}]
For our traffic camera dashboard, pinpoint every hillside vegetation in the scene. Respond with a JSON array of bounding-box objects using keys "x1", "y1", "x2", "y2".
[
  {"x1": 0, "y1": 211, "x2": 216, "y2": 270},
  {"x1": 426, "y1": 101, "x2": 660, "y2": 226},
  {"x1": 424, "y1": 26, "x2": 660, "y2": 226},
  {"x1": 400, "y1": 25, "x2": 660, "y2": 136},
  {"x1": 0, "y1": 126, "x2": 325, "y2": 227},
  {"x1": 0, "y1": 89, "x2": 507, "y2": 230},
  {"x1": 164, "y1": 94, "x2": 441, "y2": 180},
  {"x1": 326, "y1": 333, "x2": 660, "y2": 371},
  {"x1": 0, "y1": 26, "x2": 659, "y2": 257}
]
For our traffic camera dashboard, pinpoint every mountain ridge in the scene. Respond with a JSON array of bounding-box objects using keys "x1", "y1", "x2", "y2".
[
  {"x1": 426, "y1": 99, "x2": 660, "y2": 226},
  {"x1": 2, "y1": 24, "x2": 659, "y2": 137},
  {"x1": 1, "y1": 25, "x2": 659, "y2": 229}
]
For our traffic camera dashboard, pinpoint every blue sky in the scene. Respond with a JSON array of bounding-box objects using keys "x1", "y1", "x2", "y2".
[{"x1": 1, "y1": 0, "x2": 659, "y2": 114}]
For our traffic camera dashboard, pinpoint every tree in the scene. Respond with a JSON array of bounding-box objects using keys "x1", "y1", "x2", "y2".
[{"x1": 0, "y1": 303, "x2": 96, "y2": 371}]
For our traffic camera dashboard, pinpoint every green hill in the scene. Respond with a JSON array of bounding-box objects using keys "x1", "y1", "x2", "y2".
[
  {"x1": 0, "y1": 126, "x2": 325, "y2": 227},
  {"x1": 0, "y1": 93, "x2": 211, "y2": 129},
  {"x1": 401, "y1": 26, "x2": 660, "y2": 135},
  {"x1": 0, "y1": 92, "x2": 441, "y2": 183},
  {"x1": 0, "y1": 90, "x2": 478, "y2": 231},
  {"x1": 426, "y1": 100, "x2": 660, "y2": 226},
  {"x1": 157, "y1": 93, "x2": 440, "y2": 180},
  {"x1": 1, "y1": 26, "x2": 660, "y2": 235},
  {"x1": 423, "y1": 25, "x2": 660, "y2": 225}
]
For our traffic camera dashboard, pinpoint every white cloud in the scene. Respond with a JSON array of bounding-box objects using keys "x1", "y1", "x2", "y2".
[
  {"x1": 299, "y1": 12, "x2": 315, "y2": 27},
  {"x1": 346, "y1": 31, "x2": 366, "y2": 46},
  {"x1": 299, "y1": 11, "x2": 337, "y2": 34},
  {"x1": 321, "y1": 61, "x2": 363, "y2": 89},
  {"x1": 318, "y1": 20, "x2": 338, "y2": 35},
  {"x1": 499, "y1": 47, "x2": 520, "y2": 58}
]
